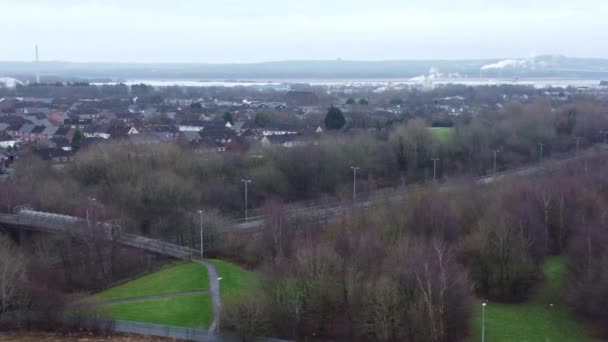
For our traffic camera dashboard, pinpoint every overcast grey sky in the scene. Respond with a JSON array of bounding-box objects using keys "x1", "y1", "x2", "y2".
[{"x1": 2, "y1": 0, "x2": 607, "y2": 63}]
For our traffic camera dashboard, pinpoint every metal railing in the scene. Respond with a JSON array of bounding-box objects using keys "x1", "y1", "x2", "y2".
[
  {"x1": 113, "y1": 320, "x2": 292, "y2": 342},
  {"x1": 1, "y1": 209, "x2": 198, "y2": 261}
]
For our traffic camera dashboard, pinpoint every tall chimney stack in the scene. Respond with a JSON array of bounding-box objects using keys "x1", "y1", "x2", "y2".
[{"x1": 35, "y1": 44, "x2": 40, "y2": 84}]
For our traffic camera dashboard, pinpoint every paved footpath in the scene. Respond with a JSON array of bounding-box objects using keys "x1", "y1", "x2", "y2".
[
  {"x1": 196, "y1": 259, "x2": 222, "y2": 333},
  {"x1": 101, "y1": 290, "x2": 209, "y2": 305}
]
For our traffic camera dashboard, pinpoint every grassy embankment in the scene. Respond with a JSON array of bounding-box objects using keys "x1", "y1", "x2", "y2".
[
  {"x1": 469, "y1": 257, "x2": 593, "y2": 342},
  {"x1": 97, "y1": 260, "x2": 258, "y2": 328}
]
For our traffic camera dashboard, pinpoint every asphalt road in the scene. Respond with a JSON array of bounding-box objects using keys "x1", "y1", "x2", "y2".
[{"x1": 231, "y1": 145, "x2": 607, "y2": 231}]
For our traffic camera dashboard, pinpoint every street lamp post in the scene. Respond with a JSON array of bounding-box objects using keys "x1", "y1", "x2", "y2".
[
  {"x1": 198, "y1": 210, "x2": 203, "y2": 259},
  {"x1": 217, "y1": 277, "x2": 223, "y2": 333},
  {"x1": 493, "y1": 150, "x2": 500, "y2": 174},
  {"x1": 86, "y1": 197, "x2": 96, "y2": 234},
  {"x1": 539, "y1": 143, "x2": 544, "y2": 164},
  {"x1": 431, "y1": 158, "x2": 440, "y2": 182},
  {"x1": 350, "y1": 166, "x2": 359, "y2": 202},
  {"x1": 482, "y1": 302, "x2": 487, "y2": 342},
  {"x1": 601, "y1": 131, "x2": 608, "y2": 148},
  {"x1": 241, "y1": 179, "x2": 251, "y2": 222},
  {"x1": 574, "y1": 137, "x2": 581, "y2": 154}
]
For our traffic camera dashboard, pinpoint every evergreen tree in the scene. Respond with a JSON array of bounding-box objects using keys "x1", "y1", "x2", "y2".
[{"x1": 324, "y1": 106, "x2": 346, "y2": 130}]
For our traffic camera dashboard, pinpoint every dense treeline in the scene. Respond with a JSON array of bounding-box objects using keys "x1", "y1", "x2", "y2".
[
  {"x1": 217, "y1": 155, "x2": 608, "y2": 341},
  {"x1": 5, "y1": 153, "x2": 608, "y2": 340},
  {"x1": 0, "y1": 233, "x2": 114, "y2": 332},
  {"x1": 1, "y1": 100, "x2": 608, "y2": 244}
]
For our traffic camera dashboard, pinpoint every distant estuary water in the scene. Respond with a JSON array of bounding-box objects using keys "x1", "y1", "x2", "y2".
[{"x1": 92, "y1": 78, "x2": 605, "y2": 89}]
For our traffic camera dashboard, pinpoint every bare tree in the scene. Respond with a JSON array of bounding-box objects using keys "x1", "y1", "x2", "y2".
[{"x1": 0, "y1": 235, "x2": 28, "y2": 317}]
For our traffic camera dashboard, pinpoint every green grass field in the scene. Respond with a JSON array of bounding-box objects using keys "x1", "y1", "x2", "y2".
[
  {"x1": 210, "y1": 259, "x2": 259, "y2": 303},
  {"x1": 98, "y1": 260, "x2": 258, "y2": 328},
  {"x1": 97, "y1": 262, "x2": 209, "y2": 301},
  {"x1": 469, "y1": 257, "x2": 593, "y2": 342},
  {"x1": 430, "y1": 127, "x2": 456, "y2": 145},
  {"x1": 106, "y1": 293, "x2": 213, "y2": 328}
]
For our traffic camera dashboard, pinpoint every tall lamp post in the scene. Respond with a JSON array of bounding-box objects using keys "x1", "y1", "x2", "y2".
[
  {"x1": 241, "y1": 179, "x2": 251, "y2": 222},
  {"x1": 493, "y1": 150, "x2": 500, "y2": 174},
  {"x1": 350, "y1": 166, "x2": 359, "y2": 202},
  {"x1": 601, "y1": 131, "x2": 608, "y2": 148},
  {"x1": 198, "y1": 210, "x2": 203, "y2": 259},
  {"x1": 431, "y1": 158, "x2": 440, "y2": 182},
  {"x1": 481, "y1": 302, "x2": 487, "y2": 342},
  {"x1": 538, "y1": 143, "x2": 544, "y2": 164},
  {"x1": 86, "y1": 197, "x2": 96, "y2": 234},
  {"x1": 574, "y1": 136, "x2": 581, "y2": 155}
]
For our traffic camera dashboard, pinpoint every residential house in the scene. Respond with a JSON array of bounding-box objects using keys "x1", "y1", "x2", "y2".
[
  {"x1": 0, "y1": 135, "x2": 17, "y2": 148},
  {"x1": 178, "y1": 120, "x2": 206, "y2": 132},
  {"x1": 151, "y1": 124, "x2": 178, "y2": 136},
  {"x1": 15, "y1": 124, "x2": 34, "y2": 141},
  {"x1": 108, "y1": 125, "x2": 139, "y2": 139},
  {"x1": 41, "y1": 126, "x2": 59, "y2": 138},
  {"x1": 34, "y1": 147, "x2": 75, "y2": 163},
  {"x1": 114, "y1": 112, "x2": 143, "y2": 124},
  {"x1": 129, "y1": 131, "x2": 174, "y2": 145},
  {"x1": 178, "y1": 131, "x2": 203, "y2": 146},
  {"x1": 260, "y1": 134, "x2": 310, "y2": 148},
  {"x1": 285, "y1": 91, "x2": 320, "y2": 106},
  {"x1": 48, "y1": 112, "x2": 69, "y2": 126},
  {"x1": 240, "y1": 128, "x2": 259, "y2": 140},
  {"x1": 84, "y1": 124, "x2": 111, "y2": 139},
  {"x1": 79, "y1": 137, "x2": 106, "y2": 149},
  {"x1": 22, "y1": 97, "x2": 53, "y2": 106},
  {"x1": 5, "y1": 122, "x2": 24, "y2": 138},
  {"x1": 193, "y1": 138, "x2": 228, "y2": 153},
  {"x1": 0, "y1": 153, "x2": 8, "y2": 168},
  {"x1": 261, "y1": 124, "x2": 299, "y2": 136},
  {"x1": 200, "y1": 126, "x2": 237, "y2": 145},
  {"x1": 51, "y1": 137, "x2": 73, "y2": 151},
  {"x1": 84, "y1": 124, "x2": 139, "y2": 140},
  {"x1": 139, "y1": 108, "x2": 156, "y2": 119},
  {"x1": 64, "y1": 118, "x2": 93, "y2": 129},
  {"x1": 54, "y1": 126, "x2": 75, "y2": 141},
  {"x1": 230, "y1": 121, "x2": 251, "y2": 133},
  {"x1": 22, "y1": 107, "x2": 51, "y2": 116},
  {"x1": 249, "y1": 101, "x2": 288, "y2": 110},
  {"x1": 0, "y1": 98, "x2": 19, "y2": 113}
]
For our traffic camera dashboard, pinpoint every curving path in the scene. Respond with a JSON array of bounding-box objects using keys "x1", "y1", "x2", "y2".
[
  {"x1": 196, "y1": 260, "x2": 222, "y2": 333},
  {"x1": 100, "y1": 290, "x2": 209, "y2": 305}
]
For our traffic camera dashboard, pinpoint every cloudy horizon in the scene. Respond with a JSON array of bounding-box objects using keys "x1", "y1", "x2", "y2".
[{"x1": 3, "y1": 0, "x2": 608, "y2": 63}]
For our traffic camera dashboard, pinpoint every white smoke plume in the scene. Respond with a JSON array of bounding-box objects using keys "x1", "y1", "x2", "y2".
[
  {"x1": 480, "y1": 58, "x2": 534, "y2": 71},
  {"x1": 0, "y1": 77, "x2": 22, "y2": 88}
]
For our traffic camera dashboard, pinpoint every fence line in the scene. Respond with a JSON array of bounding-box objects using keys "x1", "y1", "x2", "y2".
[{"x1": 113, "y1": 320, "x2": 292, "y2": 342}]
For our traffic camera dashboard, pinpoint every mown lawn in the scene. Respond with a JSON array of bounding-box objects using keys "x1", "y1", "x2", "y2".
[
  {"x1": 209, "y1": 259, "x2": 259, "y2": 303},
  {"x1": 469, "y1": 257, "x2": 593, "y2": 342},
  {"x1": 97, "y1": 262, "x2": 209, "y2": 301},
  {"x1": 429, "y1": 127, "x2": 456, "y2": 145},
  {"x1": 106, "y1": 293, "x2": 213, "y2": 328},
  {"x1": 98, "y1": 260, "x2": 258, "y2": 328}
]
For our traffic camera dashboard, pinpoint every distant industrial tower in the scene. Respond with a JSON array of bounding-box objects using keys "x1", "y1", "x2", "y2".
[{"x1": 35, "y1": 44, "x2": 40, "y2": 83}]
